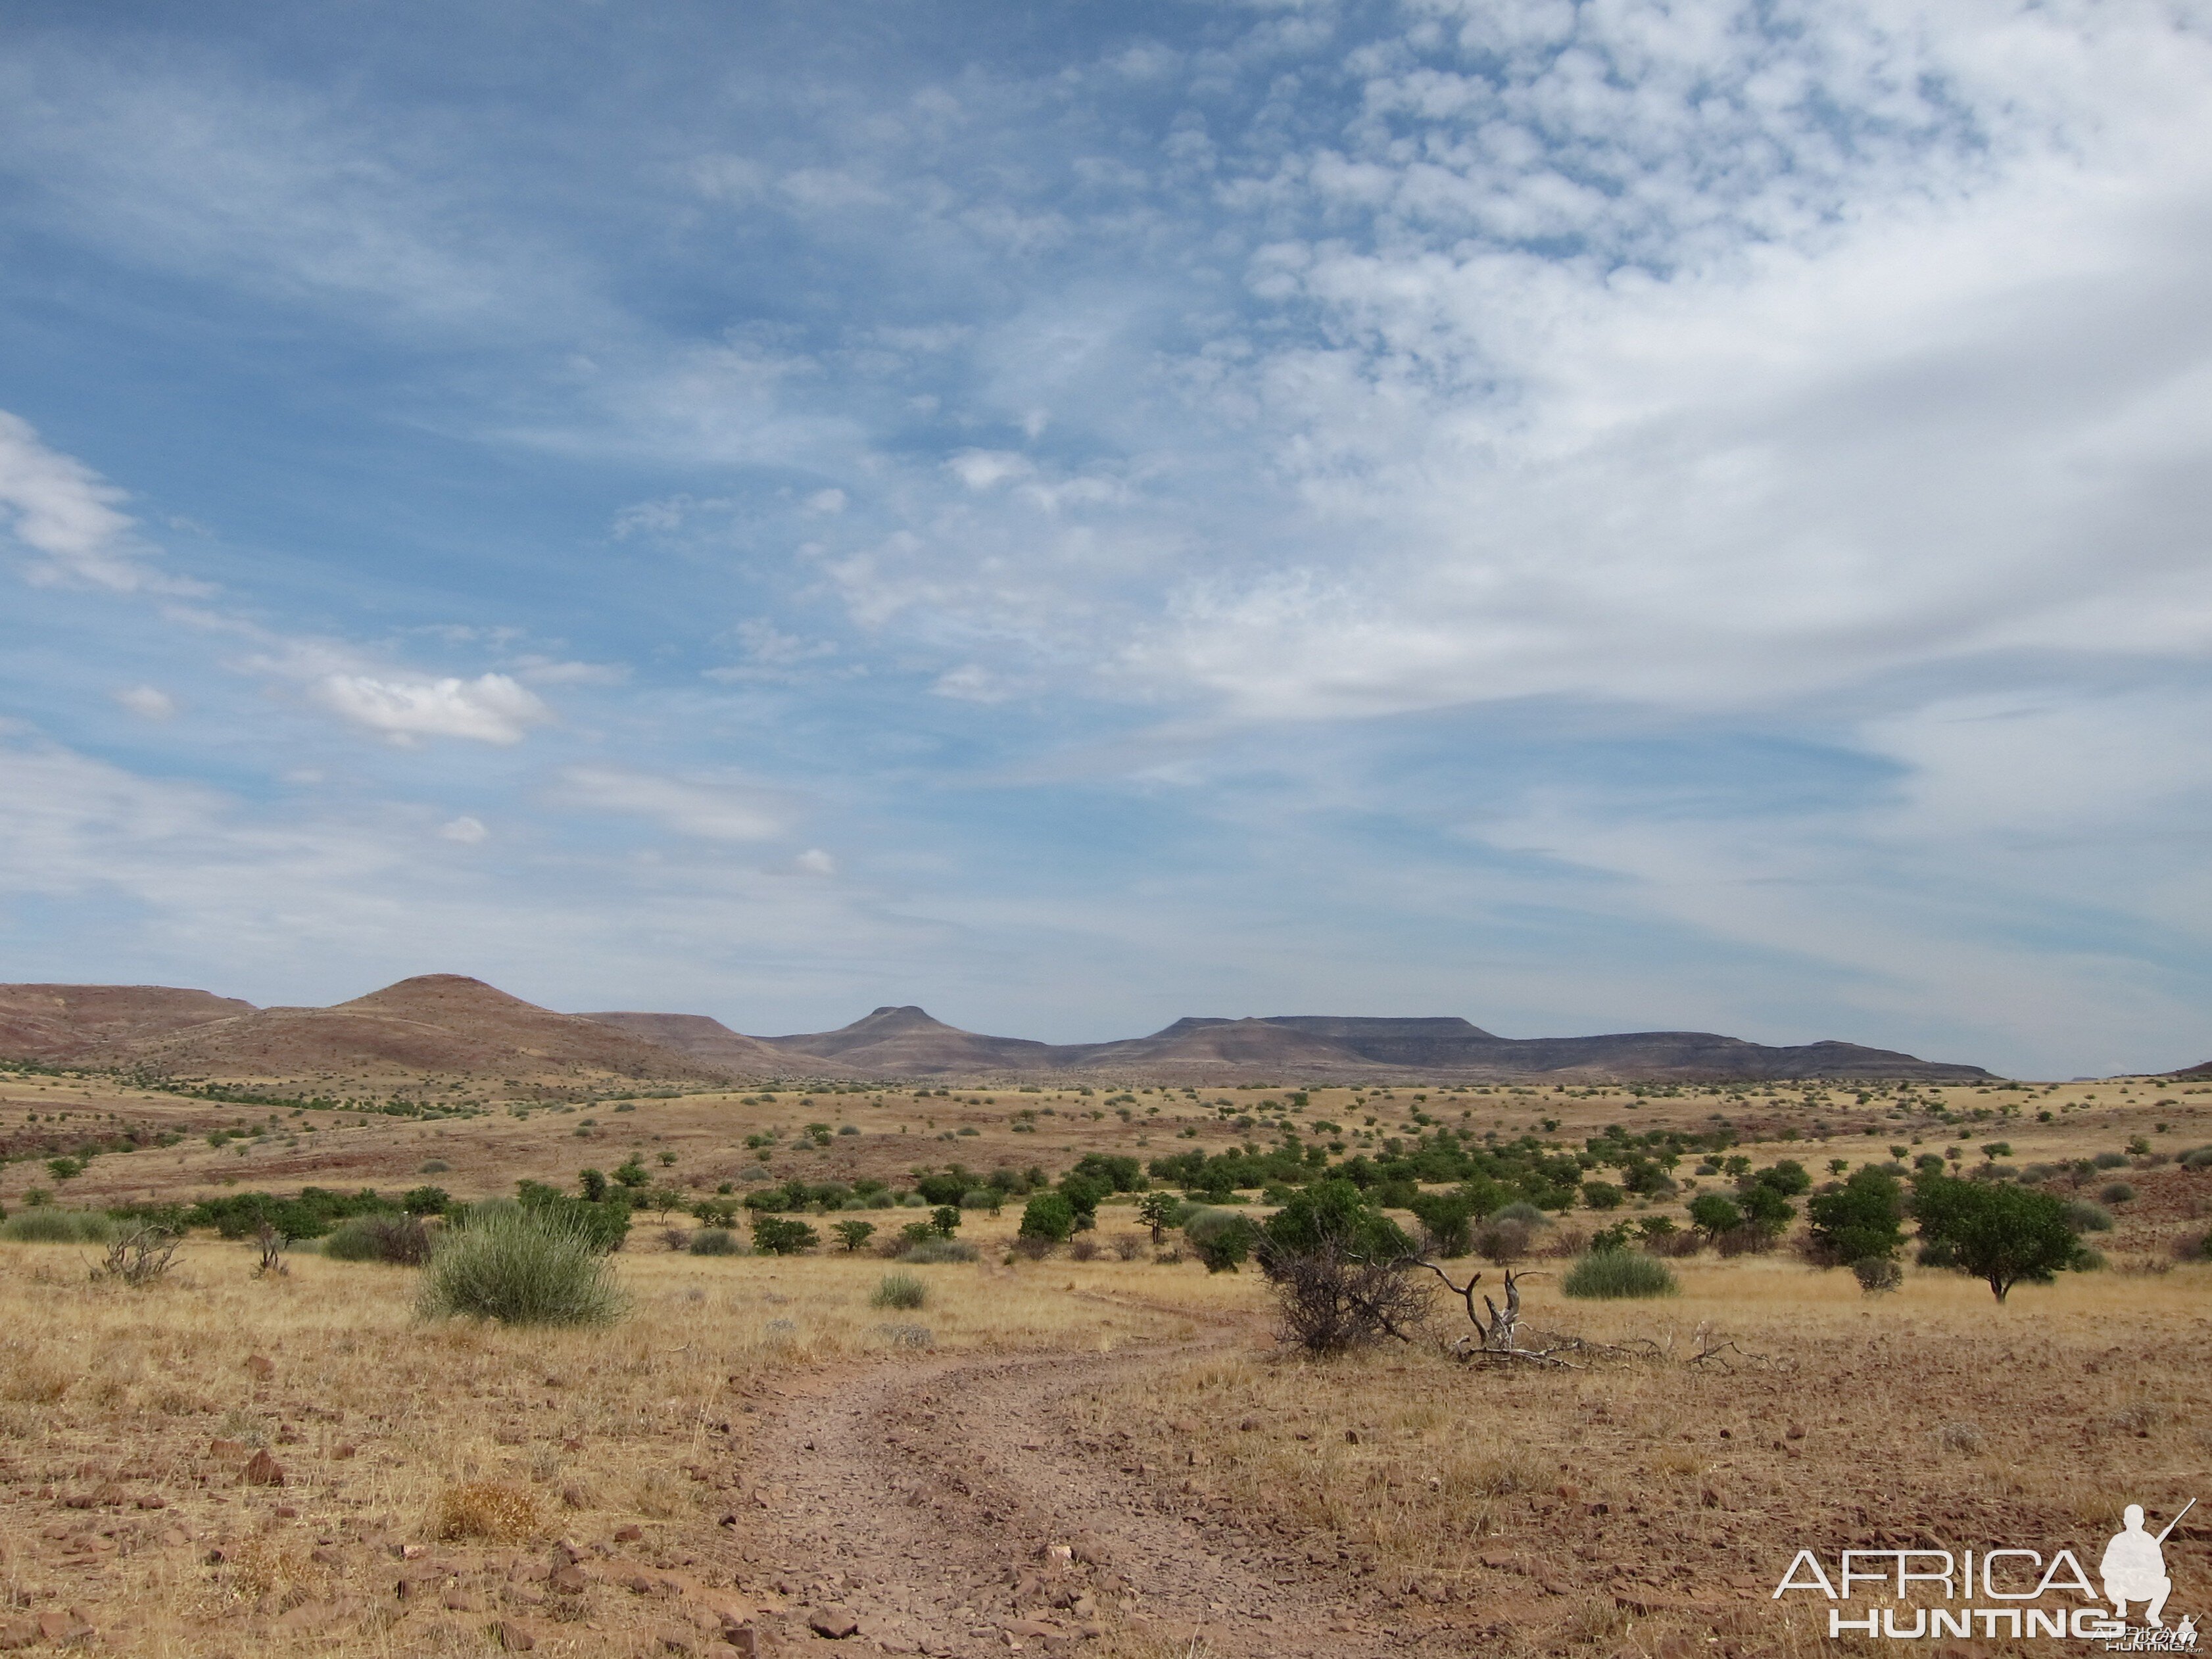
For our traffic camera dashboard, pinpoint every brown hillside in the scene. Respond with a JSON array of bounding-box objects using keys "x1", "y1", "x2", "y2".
[
  {"x1": 581, "y1": 1011, "x2": 837, "y2": 1076},
  {"x1": 0, "y1": 983, "x2": 254, "y2": 1063},
  {"x1": 761, "y1": 1005, "x2": 1066, "y2": 1077},
  {"x1": 116, "y1": 974, "x2": 740, "y2": 1086}
]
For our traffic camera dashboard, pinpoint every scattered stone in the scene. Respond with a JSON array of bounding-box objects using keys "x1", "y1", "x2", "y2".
[
  {"x1": 242, "y1": 1450, "x2": 287, "y2": 1487},
  {"x1": 722, "y1": 1628, "x2": 760, "y2": 1658},
  {"x1": 494, "y1": 1619, "x2": 537, "y2": 1651},
  {"x1": 810, "y1": 1606, "x2": 861, "y2": 1639},
  {"x1": 244, "y1": 1354, "x2": 276, "y2": 1380},
  {"x1": 549, "y1": 1563, "x2": 589, "y2": 1595},
  {"x1": 445, "y1": 1590, "x2": 484, "y2": 1612},
  {"x1": 333, "y1": 1443, "x2": 359, "y2": 1460},
  {"x1": 135, "y1": 1493, "x2": 168, "y2": 1510},
  {"x1": 614, "y1": 1524, "x2": 644, "y2": 1543},
  {"x1": 561, "y1": 1485, "x2": 587, "y2": 1509},
  {"x1": 37, "y1": 1608, "x2": 93, "y2": 1643}
]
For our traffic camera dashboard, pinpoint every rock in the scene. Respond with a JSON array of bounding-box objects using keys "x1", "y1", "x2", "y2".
[
  {"x1": 135, "y1": 1493, "x2": 168, "y2": 1510},
  {"x1": 495, "y1": 1619, "x2": 537, "y2": 1650},
  {"x1": 333, "y1": 1443, "x2": 358, "y2": 1460},
  {"x1": 560, "y1": 1485, "x2": 586, "y2": 1509},
  {"x1": 1004, "y1": 1619, "x2": 1056, "y2": 1640},
  {"x1": 245, "y1": 1354, "x2": 276, "y2": 1380},
  {"x1": 721, "y1": 1629, "x2": 761, "y2": 1658},
  {"x1": 400, "y1": 1543, "x2": 429, "y2": 1559},
  {"x1": 37, "y1": 1608, "x2": 93, "y2": 1642},
  {"x1": 242, "y1": 1450, "x2": 286, "y2": 1487},
  {"x1": 809, "y1": 1606, "x2": 861, "y2": 1639},
  {"x1": 1069, "y1": 1537, "x2": 1111, "y2": 1568},
  {"x1": 549, "y1": 1564, "x2": 590, "y2": 1595},
  {"x1": 614, "y1": 1524, "x2": 644, "y2": 1543},
  {"x1": 444, "y1": 1590, "x2": 484, "y2": 1612},
  {"x1": 0, "y1": 1621, "x2": 34, "y2": 1652}
]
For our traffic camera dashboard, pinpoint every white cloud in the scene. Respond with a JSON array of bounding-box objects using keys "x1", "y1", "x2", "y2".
[
  {"x1": 112, "y1": 685, "x2": 176, "y2": 721},
  {"x1": 946, "y1": 450, "x2": 1034, "y2": 491},
  {"x1": 794, "y1": 848, "x2": 837, "y2": 877},
  {"x1": 931, "y1": 664, "x2": 1012, "y2": 703},
  {"x1": 310, "y1": 673, "x2": 550, "y2": 746},
  {"x1": 553, "y1": 765, "x2": 788, "y2": 842},
  {"x1": 804, "y1": 488, "x2": 846, "y2": 514},
  {"x1": 0, "y1": 410, "x2": 168, "y2": 592},
  {"x1": 438, "y1": 815, "x2": 489, "y2": 844}
]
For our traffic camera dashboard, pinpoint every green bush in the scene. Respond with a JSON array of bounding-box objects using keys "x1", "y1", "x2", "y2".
[
  {"x1": 1018, "y1": 1191, "x2": 1078, "y2": 1243},
  {"x1": 2065, "y1": 1201, "x2": 2113, "y2": 1233},
  {"x1": 1578, "y1": 1180, "x2": 1625, "y2": 1211},
  {"x1": 1184, "y1": 1207, "x2": 1257, "y2": 1273},
  {"x1": 687, "y1": 1228, "x2": 740, "y2": 1256},
  {"x1": 418, "y1": 1207, "x2": 625, "y2": 1327},
  {"x1": 0, "y1": 1209, "x2": 112, "y2": 1243},
  {"x1": 2092, "y1": 1151, "x2": 2128, "y2": 1169},
  {"x1": 322, "y1": 1214, "x2": 431, "y2": 1265},
  {"x1": 750, "y1": 1216, "x2": 819, "y2": 1255},
  {"x1": 1562, "y1": 1250, "x2": 1678, "y2": 1299},
  {"x1": 1489, "y1": 1201, "x2": 1549, "y2": 1228},
  {"x1": 513, "y1": 1183, "x2": 632, "y2": 1253},
  {"x1": 2098, "y1": 1182, "x2": 2135, "y2": 1206},
  {"x1": 871, "y1": 1272, "x2": 926, "y2": 1310}
]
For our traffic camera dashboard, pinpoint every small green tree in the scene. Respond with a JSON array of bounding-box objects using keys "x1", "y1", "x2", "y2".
[
  {"x1": 1136, "y1": 1191, "x2": 1178, "y2": 1244},
  {"x1": 832, "y1": 1219, "x2": 877, "y2": 1253},
  {"x1": 1911, "y1": 1173, "x2": 2085, "y2": 1301},
  {"x1": 929, "y1": 1205, "x2": 961, "y2": 1239},
  {"x1": 577, "y1": 1168, "x2": 609, "y2": 1202},
  {"x1": 1018, "y1": 1191, "x2": 1077, "y2": 1243},
  {"x1": 612, "y1": 1156, "x2": 651, "y2": 1190},
  {"x1": 1685, "y1": 1192, "x2": 1738, "y2": 1238},
  {"x1": 1577, "y1": 1180, "x2": 1625, "y2": 1212},
  {"x1": 1407, "y1": 1190, "x2": 1476, "y2": 1255},
  {"x1": 1805, "y1": 1167, "x2": 1905, "y2": 1268},
  {"x1": 1737, "y1": 1184, "x2": 1795, "y2": 1238},
  {"x1": 1184, "y1": 1209, "x2": 1257, "y2": 1273}
]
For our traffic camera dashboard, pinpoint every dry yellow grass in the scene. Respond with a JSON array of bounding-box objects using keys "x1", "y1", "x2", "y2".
[
  {"x1": 1079, "y1": 1253, "x2": 2212, "y2": 1656},
  {"x1": 0, "y1": 1231, "x2": 1249, "y2": 1656}
]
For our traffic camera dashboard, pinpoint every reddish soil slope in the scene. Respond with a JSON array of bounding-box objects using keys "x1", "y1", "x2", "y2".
[{"x1": 0, "y1": 984, "x2": 254, "y2": 1063}]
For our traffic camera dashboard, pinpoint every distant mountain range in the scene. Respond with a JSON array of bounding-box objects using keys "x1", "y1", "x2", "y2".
[{"x1": 0, "y1": 974, "x2": 1993, "y2": 1084}]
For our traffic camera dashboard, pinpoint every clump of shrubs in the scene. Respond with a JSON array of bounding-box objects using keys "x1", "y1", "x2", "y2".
[
  {"x1": 417, "y1": 1206, "x2": 625, "y2": 1327},
  {"x1": 687, "y1": 1228, "x2": 741, "y2": 1257},
  {"x1": 2098, "y1": 1182, "x2": 2136, "y2": 1207},
  {"x1": 898, "y1": 1237, "x2": 977, "y2": 1264},
  {"x1": 2065, "y1": 1201, "x2": 2114, "y2": 1233},
  {"x1": 1, "y1": 1209, "x2": 114, "y2": 1244},
  {"x1": 322, "y1": 1214, "x2": 431, "y2": 1266}
]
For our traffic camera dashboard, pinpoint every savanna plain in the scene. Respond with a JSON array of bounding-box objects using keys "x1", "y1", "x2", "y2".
[{"x1": 0, "y1": 1068, "x2": 2205, "y2": 1659}]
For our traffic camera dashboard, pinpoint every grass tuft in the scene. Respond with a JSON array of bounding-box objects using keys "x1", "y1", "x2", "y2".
[
  {"x1": 416, "y1": 1205, "x2": 625, "y2": 1327},
  {"x1": 1561, "y1": 1249, "x2": 1679, "y2": 1299},
  {"x1": 871, "y1": 1272, "x2": 926, "y2": 1310}
]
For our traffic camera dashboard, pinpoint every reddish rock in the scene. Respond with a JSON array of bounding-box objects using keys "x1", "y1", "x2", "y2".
[
  {"x1": 809, "y1": 1606, "x2": 861, "y2": 1639},
  {"x1": 495, "y1": 1620, "x2": 537, "y2": 1651},
  {"x1": 244, "y1": 1354, "x2": 276, "y2": 1380},
  {"x1": 242, "y1": 1449, "x2": 287, "y2": 1486},
  {"x1": 613, "y1": 1524, "x2": 644, "y2": 1543},
  {"x1": 549, "y1": 1563, "x2": 589, "y2": 1595},
  {"x1": 0, "y1": 1620, "x2": 36, "y2": 1651}
]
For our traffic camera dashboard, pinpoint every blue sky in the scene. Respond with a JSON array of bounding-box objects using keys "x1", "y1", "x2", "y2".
[{"x1": 3, "y1": 0, "x2": 2211, "y2": 1076}]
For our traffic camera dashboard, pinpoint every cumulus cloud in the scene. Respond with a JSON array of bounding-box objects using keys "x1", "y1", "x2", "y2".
[
  {"x1": 553, "y1": 766, "x2": 788, "y2": 842},
  {"x1": 438, "y1": 815, "x2": 489, "y2": 844},
  {"x1": 794, "y1": 848, "x2": 836, "y2": 876},
  {"x1": 310, "y1": 673, "x2": 550, "y2": 746}
]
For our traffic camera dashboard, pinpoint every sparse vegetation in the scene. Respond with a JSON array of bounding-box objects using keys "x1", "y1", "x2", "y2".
[
  {"x1": 871, "y1": 1272, "x2": 926, "y2": 1310},
  {"x1": 1561, "y1": 1248, "x2": 1679, "y2": 1299}
]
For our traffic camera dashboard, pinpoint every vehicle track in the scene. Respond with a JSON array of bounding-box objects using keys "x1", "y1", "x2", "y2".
[{"x1": 728, "y1": 1331, "x2": 1403, "y2": 1657}]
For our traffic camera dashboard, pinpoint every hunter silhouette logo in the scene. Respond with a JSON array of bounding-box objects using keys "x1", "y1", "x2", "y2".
[
  {"x1": 2104, "y1": 1503, "x2": 2185, "y2": 1628},
  {"x1": 1773, "y1": 1497, "x2": 2198, "y2": 1648}
]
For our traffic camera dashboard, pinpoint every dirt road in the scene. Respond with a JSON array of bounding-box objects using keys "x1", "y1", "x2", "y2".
[{"x1": 726, "y1": 1322, "x2": 1407, "y2": 1657}]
